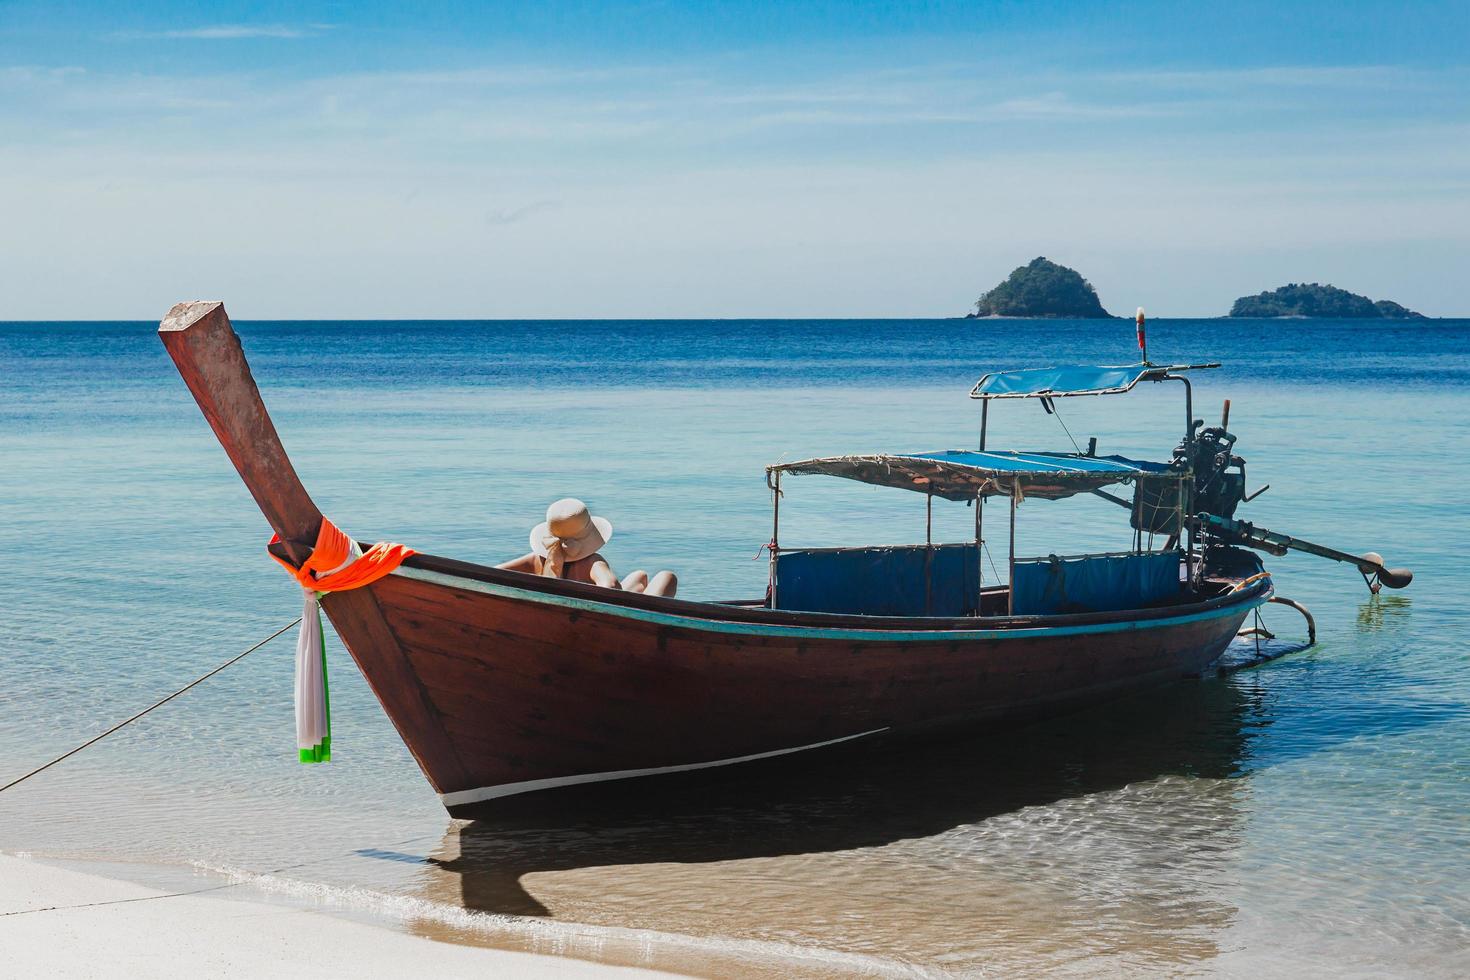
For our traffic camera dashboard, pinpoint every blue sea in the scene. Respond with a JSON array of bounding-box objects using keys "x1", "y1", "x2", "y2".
[{"x1": 1, "y1": 317, "x2": 1467, "y2": 976}]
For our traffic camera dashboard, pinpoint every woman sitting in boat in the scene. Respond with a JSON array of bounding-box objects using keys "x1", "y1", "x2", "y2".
[{"x1": 498, "y1": 498, "x2": 678, "y2": 597}]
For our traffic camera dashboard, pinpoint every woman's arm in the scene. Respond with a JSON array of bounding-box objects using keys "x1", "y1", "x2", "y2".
[
  {"x1": 496, "y1": 552, "x2": 539, "y2": 573},
  {"x1": 588, "y1": 558, "x2": 622, "y2": 589}
]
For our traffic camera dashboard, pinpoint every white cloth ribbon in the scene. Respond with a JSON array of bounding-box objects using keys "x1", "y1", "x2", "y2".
[
  {"x1": 294, "y1": 589, "x2": 329, "y2": 758},
  {"x1": 293, "y1": 540, "x2": 359, "y2": 762}
]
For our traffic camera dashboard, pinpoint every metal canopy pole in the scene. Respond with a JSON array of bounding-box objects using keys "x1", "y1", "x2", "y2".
[
  {"x1": 926, "y1": 489, "x2": 933, "y2": 545},
  {"x1": 770, "y1": 471, "x2": 781, "y2": 609},
  {"x1": 924, "y1": 489, "x2": 933, "y2": 616},
  {"x1": 975, "y1": 489, "x2": 984, "y2": 615},
  {"x1": 1176, "y1": 472, "x2": 1186, "y2": 545},
  {"x1": 978, "y1": 398, "x2": 990, "y2": 615},
  {"x1": 1008, "y1": 486, "x2": 1017, "y2": 616},
  {"x1": 1186, "y1": 468, "x2": 1202, "y2": 588},
  {"x1": 1163, "y1": 374, "x2": 1195, "y2": 443}
]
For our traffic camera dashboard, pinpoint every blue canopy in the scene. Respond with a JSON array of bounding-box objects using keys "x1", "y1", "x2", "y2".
[
  {"x1": 970, "y1": 362, "x2": 1219, "y2": 399},
  {"x1": 769, "y1": 450, "x2": 1178, "y2": 501}
]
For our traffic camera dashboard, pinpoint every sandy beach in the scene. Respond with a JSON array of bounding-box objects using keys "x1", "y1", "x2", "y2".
[{"x1": 0, "y1": 854, "x2": 671, "y2": 978}]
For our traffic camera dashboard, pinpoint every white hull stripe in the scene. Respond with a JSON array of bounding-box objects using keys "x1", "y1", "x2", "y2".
[
  {"x1": 391, "y1": 564, "x2": 1269, "y2": 643},
  {"x1": 439, "y1": 728, "x2": 891, "y2": 808}
]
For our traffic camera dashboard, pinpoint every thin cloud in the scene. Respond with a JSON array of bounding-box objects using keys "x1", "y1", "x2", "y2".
[
  {"x1": 1100, "y1": 64, "x2": 1435, "y2": 90},
  {"x1": 990, "y1": 92, "x2": 1180, "y2": 121},
  {"x1": 335, "y1": 64, "x2": 671, "y2": 89},
  {"x1": 0, "y1": 65, "x2": 87, "y2": 83},
  {"x1": 111, "y1": 24, "x2": 332, "y2": 41},
  {"x1": 486, "y1": 200, "x2": 561, "y2": 226},
  {"x1": 7, "y1": 51, "x2": 1463, "y2": 168}
]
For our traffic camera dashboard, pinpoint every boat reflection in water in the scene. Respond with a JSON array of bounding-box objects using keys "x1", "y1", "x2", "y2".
[
  {"x1": 399, "y1": 672, "x2": 1264, "y2": 976},
  {"x1": 1356, "y1": 594, "x2": 1412, "y2": 632}
]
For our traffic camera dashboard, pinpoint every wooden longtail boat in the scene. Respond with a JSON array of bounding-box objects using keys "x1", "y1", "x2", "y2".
[{"x1": 160, "y1": 302, "x2": 1406, "y2": 817}]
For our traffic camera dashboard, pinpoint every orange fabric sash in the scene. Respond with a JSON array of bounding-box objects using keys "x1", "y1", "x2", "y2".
[{"x1": 269, "y1": 517, "x2": 415, "y2": 592}]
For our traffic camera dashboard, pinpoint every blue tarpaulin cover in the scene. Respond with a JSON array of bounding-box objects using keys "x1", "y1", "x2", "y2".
[
  {"x1": 1011, "y1": 550, "x2": 1182, "y2": 615},
  {"x1": 770, "y1": 450, "x2": 1175, "y2": 501},
  {"x1": 908, "y1": 450, "x2": 1165, "y2": 475},
  {"x1": 772, "y1": 546, "x2": 1182, "y2": 618},
  {"x1": 773, "y1": 544, "x2": 981, "y2": 616},
  {"x1": 969, "y1": 362, "x2": 1220, "y2": 399}
]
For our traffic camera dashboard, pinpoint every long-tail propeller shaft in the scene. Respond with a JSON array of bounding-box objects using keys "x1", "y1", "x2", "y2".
[{"x1": 1195, "y1": 512, "x2": 1413, "y2": 593}]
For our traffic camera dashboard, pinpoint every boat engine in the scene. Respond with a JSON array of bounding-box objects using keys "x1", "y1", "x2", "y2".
[
  {"x1": 1176, "y1": 418, "x2": 1248, "y2": 520},
  {"x1": 1129, "y1": 413, "x2": 1250, "y2": 536},
  {"x1": 1180, "y1": 404, "x2": 1413, "y2": 593}
]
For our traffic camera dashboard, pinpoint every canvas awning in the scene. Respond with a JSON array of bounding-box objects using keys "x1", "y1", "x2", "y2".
[
  {"x1": 970, "y1": 362, "x2": 1220, "y2": 399},
  {"x1": 768, "y1": 450, "x2": 1178, "y2": 501}
]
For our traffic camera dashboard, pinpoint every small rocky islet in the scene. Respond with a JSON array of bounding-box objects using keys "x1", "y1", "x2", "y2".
[
  {"x1": 1227, "y1": 283, "x2": 1425, "y2": 318},
  {"x1": 964, "y1": 259, "x2": 1425, "y2": 319},
  {"x1": 967, "y1": 257, "x2": 1113, "y2": 319}
]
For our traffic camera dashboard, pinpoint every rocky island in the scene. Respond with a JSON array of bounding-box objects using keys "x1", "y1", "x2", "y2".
[
  {"x1": 1229, "y1": 283, "x2": 1424, "y2": 319},
  {"x1": 968, "y1": 257, "x2": 1113, "y2": 318}
]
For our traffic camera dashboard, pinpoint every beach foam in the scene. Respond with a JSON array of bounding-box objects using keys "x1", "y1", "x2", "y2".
[
  {"x1": 189, "y1": 859, "x2": 924, "y2": 977},
  {"x1": 0, "y1": 854, "x2": 670, "y2": 978}
]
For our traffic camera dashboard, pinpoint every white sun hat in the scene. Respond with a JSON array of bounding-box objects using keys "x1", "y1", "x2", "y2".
[{"x1": 530, "y1": 498, "x2": 613, "y2": 562}]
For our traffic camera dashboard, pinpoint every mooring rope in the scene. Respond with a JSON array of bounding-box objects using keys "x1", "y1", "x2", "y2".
[{"x1": 0, "y1": 618, "x2": 301, "y2": 797}]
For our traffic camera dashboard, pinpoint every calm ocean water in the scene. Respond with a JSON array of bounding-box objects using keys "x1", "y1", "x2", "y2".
[{"x1": 1, "y1": 317, "x2": 1467, "y2": 976}]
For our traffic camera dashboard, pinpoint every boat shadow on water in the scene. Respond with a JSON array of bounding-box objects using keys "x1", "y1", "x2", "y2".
[{"x1": 410, "y1": 674, "x2": 1263, "y2": 919}]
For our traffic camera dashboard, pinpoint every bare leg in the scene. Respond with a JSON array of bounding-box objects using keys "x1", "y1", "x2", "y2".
[
  {"x1": 620, "y1": 570, "x2": 649, "y2": 593},
  {"x1": 645, "y1": 570, "x2": 678, "y2": 597}
]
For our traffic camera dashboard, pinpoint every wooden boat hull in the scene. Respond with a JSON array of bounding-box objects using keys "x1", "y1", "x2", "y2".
[
  {"x1": 157, "y1": 300, "x2": 1270, "y2": 818},
  {"x1": 331, "y1": 556, "x2": 1264, "y2": 816}
]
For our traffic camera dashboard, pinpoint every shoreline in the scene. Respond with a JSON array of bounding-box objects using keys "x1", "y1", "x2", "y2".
[
  {"x1": 0, "y1": 851, "x2": 910, "y2": 978},
  {"x1": 0, "y1": 853, "x2": 674, "y2": 978}
]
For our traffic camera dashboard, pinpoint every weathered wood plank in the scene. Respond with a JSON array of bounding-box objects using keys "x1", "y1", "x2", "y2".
[
  {"x1": 158, "y1": 301, "x2": 320, "y2": 563},
  {"x1": 158, "y1": 302, "x2": 470, "y2": 791}
]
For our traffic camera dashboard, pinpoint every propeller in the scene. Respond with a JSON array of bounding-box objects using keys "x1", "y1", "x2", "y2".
[{"x1": 1358, "y1": 552, "x2": 1414, "y2": 591}]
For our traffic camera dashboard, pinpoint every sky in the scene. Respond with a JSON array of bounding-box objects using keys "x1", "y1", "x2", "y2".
[{"x1": 2, "y1": 1, "x2": 1468, "y2": 318}]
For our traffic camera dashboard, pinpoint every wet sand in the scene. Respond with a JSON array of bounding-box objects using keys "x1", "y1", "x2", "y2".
[{"x1": 0, "y1": 854, "x2": 671, "y2": 978}]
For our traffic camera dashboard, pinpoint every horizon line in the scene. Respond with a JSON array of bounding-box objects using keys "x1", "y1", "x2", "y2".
[{"x1": 2, "y1": 314, "x2": 1465, "y2": 323}]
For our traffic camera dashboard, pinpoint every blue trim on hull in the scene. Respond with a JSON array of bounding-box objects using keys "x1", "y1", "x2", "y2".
[{"x1": 391, "y1": 565, "x2": 1272, "y2": 643}]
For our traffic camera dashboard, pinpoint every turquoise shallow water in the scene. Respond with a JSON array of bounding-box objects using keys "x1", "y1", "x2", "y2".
[{"x1": 1, "y1": 318, "x2": 1467, "y2": 975}]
